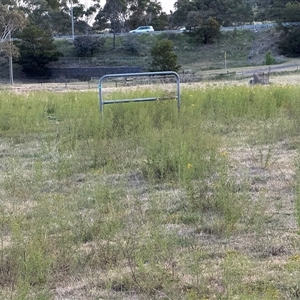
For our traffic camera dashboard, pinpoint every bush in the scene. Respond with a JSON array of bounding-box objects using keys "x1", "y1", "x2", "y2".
[
  {"x1": 73, "y1": 36, "x2": 105, "y2": 57},
  {"x1": 149, "y1": 39, "x2": 181, "y2": 72},
  {"x1": 265, "y1": 50, "x2": 275, "y2": 65},
  {"x1": 122, "y1": 35, "x2": 142, "y2": 55},
  {"x1": 278, "y1": 27, "x2": 300, "y2": 57}
]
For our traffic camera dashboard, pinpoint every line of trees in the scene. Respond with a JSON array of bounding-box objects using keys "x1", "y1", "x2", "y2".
[
  {"x1": 1, "y1": 0, "x2": 300, "y2": 40},
  {"x1": 3, "y1": 0, "x2": 300, "y2": 38}
]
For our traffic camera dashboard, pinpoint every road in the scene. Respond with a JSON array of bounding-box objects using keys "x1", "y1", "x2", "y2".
[
  {"x1": 241, "y1": 63, "x2": 300, "y2": 76},
  {"x1": 196, "y1": 60, "x2": 300, "y2": 80},
  {"x1": 220, "y1": 23, "x2": 275, "y2": 32},
  {"x1": 54, "y1": 22, "x2": 277, "y2": 40}
]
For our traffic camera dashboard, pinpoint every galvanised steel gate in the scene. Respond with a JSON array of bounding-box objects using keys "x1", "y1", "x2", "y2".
[{"x1": 98, "y1": 71, "x2": 180, "y2": 113}]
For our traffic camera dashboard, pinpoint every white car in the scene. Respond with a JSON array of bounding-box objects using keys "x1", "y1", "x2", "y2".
[
  {"x1": 129, "y1": 26, "x2": 154, "y2": 33},
  {"x1": 179, "y1": 27, "x2": 190, "y2": 33}
]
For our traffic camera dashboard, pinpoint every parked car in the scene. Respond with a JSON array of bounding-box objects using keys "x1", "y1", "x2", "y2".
[{"x1": 129, "y1": 26, "x2": 154, "y2": 33}]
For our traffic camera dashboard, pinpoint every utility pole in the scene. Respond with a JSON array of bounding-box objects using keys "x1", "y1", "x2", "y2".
[
  {"x1": 9, "y1": 31, "x2": 13, "y2": 85},
  {"x1": 112, "y1": 0, "x2": 117, "y2": 49},
  {"x1": 70, "y1": 0, "x2": 75, "y2": 40}
]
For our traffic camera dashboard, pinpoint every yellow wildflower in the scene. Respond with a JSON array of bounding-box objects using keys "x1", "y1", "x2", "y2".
[{"x1": 220, "y1": 151, "x2": 228, "y2": 157}]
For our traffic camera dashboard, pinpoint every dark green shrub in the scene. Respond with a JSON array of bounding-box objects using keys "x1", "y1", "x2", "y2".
[
  {"x1": 265, "y1": 50, "x2": 275, "y2": 65},
  {"x1": 278, "y1": 27, "x2": 300, "y2": 57},
  {"x1": 149, "y1": 39, "x2": 181, "y2": 72},
  {"x1": 73, "y1": 35, "x2": 105, "y2": 57},
  {"x1": 16, "y1": 25, "x2": 62, "y2": 77}
]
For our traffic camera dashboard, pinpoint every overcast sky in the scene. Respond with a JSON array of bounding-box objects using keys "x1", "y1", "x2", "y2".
[
  {"x1": 81, "y1": 0, "x2": 176, "y2": 14},
  {"x1": 160, "y1": 0, "x2": 175, "y2": 13}
]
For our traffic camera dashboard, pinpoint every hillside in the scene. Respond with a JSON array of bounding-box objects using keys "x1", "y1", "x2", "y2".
[
  {"x1": 248, "y1": 28, "x2": 283, "y2": 65},
  {"x1": 175, "y1": 28, "x2": 283, "y2": 74},
  {"x1": 0, "y1": 28, "x2": 292, "y2": 82}
]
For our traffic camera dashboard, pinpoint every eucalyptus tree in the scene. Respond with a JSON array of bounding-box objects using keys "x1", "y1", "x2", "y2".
[
  {"x1": 93, "y1": 0, "x2": 163, "y2": 33},
  {"x1": 172, "y1": 0, "x2": 253, "y2": 27},
  {"x1": 254, "y1": 0, "x2": 298, "y2": 21},
  {"x1": 171, "y1": 0, "x2": 197, "y2": 27},
  {"x1": 94, "y1": 0, "x2": 128, "y2": 33},
  {"x1": 20, "y1": 0, "x2": 100, "y2": 35},
  {"x1": 0, "y1": 0, "x2": 25, "y2": 38},
  {"x1": 127, "y1": 0, "x2": 162, "y2": 29},
  {"x1": 0, "y1": 2, "x2": 26, "y2": 56},
  {"x1": 93, "y1": 0, "x2": 128, "y2": 49}
]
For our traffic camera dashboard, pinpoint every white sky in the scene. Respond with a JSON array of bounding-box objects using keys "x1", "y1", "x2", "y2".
[
  {"x1": 81, "y1": 0, "x2": 176, "y2": 14},
  {"x1": 160, "y1": 0, "x2": 176, "y2": 13}
]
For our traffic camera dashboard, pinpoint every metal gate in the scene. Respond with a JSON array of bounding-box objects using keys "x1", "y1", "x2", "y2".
[{"x1": 98, "y1": 71, "x2": 181, "y2": 113}]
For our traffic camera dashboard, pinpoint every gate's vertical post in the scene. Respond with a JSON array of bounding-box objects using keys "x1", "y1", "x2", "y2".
[
  {"x1": 98, "y1": 80, "x2": 103, "y2": 113},
  {"x1": 175, "y1": 72, "x2": 181, "y2": 113}
]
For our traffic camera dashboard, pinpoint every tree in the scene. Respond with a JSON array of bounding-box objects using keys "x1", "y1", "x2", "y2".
[
  {"x1": 255, "y1": 0, "x2": 295, "y2": 21},
  {"x1": 151, "y1": 12, "x2": 169, "y2": 31},
  {"x1": 171, "y1": 0, "x2": 197, "y2": 27},
  {"x1": 220, "y1": 0, "x2": 253, "y2": 25},
  {"x1": 0, "y1": 3, "x2": 26, "y2": 56},
  {"x1": 93, "y1": 0, "x2": 163, "y2": 33},
  {"x1": 276, "y1": 2, "x2": 300, "y2": 57},
  {"x1": 93, "y1": 0, "x2": 128, "y2": 49},
  {"x1": 278, "y1": 27, "x2": 300, "y2": 57},
  {"x1": 94, "y1": 0, "x2": 132, "y2": 33},
  {"x1": 127, "y1": 0, "x2": 162, "y2": 29},
  {"x1": 20, "y1": 0, "x2": 65, "y2": 33},
  {"x1": 15, "y1": 25, "x2": 62, "y2": 77},
  {"x1": 149, "y1": 39, "x2": 181, "y2": 72},
  {"x1": 284, "y1": 1, "x2": 300, "y2": 21},
  {"x1": 21, "y1": 0, "x2": 99, "y2": 35},
  {"x1": 73, "y1": 35, "x2": 105, "y2": 56},
  {"x1": 172, "y1": 0, "x2": 253, "y2": 27},
  {"x1": 186, "y1": 13, "x2": 221, "y2": 44}
]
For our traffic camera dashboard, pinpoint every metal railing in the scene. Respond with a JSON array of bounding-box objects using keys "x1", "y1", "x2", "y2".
[{"x1": 98, "y1": 71, "x2": 181, "y2": 113}]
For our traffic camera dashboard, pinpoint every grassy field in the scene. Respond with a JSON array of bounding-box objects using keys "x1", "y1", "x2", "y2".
[{"x1": 1, "y1": 81, "x2": 300, "y2": 299}]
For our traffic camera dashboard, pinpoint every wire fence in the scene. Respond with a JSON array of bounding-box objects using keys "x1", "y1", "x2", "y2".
[
  {"x1": 57, "y1": 56, "x2": 150, "y2": 68},
  {"x1": 0, "y1": 63, "x2": 300, "y2": 92}
]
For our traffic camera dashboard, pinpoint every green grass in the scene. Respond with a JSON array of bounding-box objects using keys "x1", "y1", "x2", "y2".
[{"x1": 1, "y1": 84, "x2": 300, "y2": 299}]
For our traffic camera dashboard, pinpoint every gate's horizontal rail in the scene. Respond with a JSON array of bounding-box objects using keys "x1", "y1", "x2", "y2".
[
  {"x1": 98, "y1": 71, "x2": 180, "y2": 113},
  {"x1": 103, "y1": 96, "x2": 178, "y2": 104}
]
